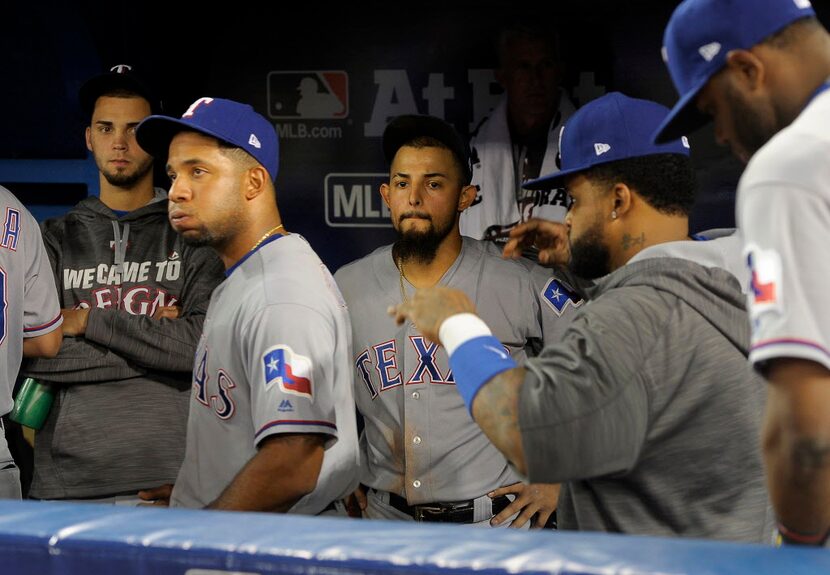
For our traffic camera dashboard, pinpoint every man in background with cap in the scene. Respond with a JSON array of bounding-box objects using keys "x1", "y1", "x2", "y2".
[
  {"x1": 335, "y1": 114, "x2": 576, "y2": 527},
  {"x1": 654, "y1": 0, "x2": 830, "y2": 545},
  {"x1": 135, "y1": 97, "x2": 359, "y2": 513},
  {"x1": 390, "y1": 93, "x2": 772, "y2": 540},
  {"x1": 21, "y1": 66, "x2": 225, "y2": 504}
]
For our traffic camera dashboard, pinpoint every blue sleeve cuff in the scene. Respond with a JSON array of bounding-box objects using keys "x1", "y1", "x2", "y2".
[{"x1": 449, "y1": 335, "x2": 517, "y2": 413}]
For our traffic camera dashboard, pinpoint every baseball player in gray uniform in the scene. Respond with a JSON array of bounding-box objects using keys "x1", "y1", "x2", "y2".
[
  {"x1": 136, "y1": 97, "x2": 359, "y2": 513},
  {"x1": 0, "y1": 185, "x2": 63, "y2": 498},
  {"x1": 654, "y1": 0, "x2": 830, "y2": 546},
  {"x1": 334, "y1": 115, "x2": 579, "y2": 527}
]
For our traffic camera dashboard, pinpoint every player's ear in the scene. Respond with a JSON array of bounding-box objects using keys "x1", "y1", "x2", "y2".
[
  {"x1": 458, "y1": 184, "x2": 477, "y2": 212},
  {"x1": 380, "y1": 182, "x2": 392, "y2": 208},
  {"x1": 85, "y1": 127, "x2": 93, "y2": 152},
  {"x1": 244, "y1": 165, "x2": 269, "y2": 200},
  {"x1": 725, "y1": 49, "x2": 765, "y2": 91},
  {"x1": 610, "y1": 182, "x2": 632, "y2": 218}
]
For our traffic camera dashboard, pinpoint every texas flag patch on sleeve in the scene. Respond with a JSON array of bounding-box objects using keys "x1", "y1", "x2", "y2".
[
  {"x1": 745, "y1": 244, "x2": 782, "y2": 318},
  {"x1": 262, "y1": 345, "x2": 314, "y2": 400},
  {"x1": 542, "y1": 278, "x2": 584, "y2": 317}
]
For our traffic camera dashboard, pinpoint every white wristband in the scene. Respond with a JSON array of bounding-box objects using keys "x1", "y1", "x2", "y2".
[{"x1": 439, "y1": 313, "x2": 493, "y2": 356}]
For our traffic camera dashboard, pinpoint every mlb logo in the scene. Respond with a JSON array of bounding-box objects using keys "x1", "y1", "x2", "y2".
[
  {"x1": 324, "y1": 173, "x2": 392, "y2": 228},
  {"x1": 267, "y1": 71, "x2": 349, "y2": 120},
  {"x1": 542, "y1": 278, "x2": 583, "y2": 317},
  {"x1": 262, "y1": 345, "x2": 314, "y2": 400}
]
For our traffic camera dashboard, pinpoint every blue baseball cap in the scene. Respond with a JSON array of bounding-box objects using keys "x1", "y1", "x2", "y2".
[
  {"x1": 523, "y1": 92, "x2": 690, "y2": 190},
  {"x1": 653, "y1": 0, "x2": 815, "y2": 143},
  {"x1": 136, "y1": 97, "x2": 279, "y2": 181}
]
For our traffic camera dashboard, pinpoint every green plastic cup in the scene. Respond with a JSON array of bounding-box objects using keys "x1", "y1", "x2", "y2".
[{"x1": 9, "y1": 378, "x2": 56, "y2": 430}]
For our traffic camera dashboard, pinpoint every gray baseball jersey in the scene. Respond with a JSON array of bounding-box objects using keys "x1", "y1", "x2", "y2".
[
  {"x1": 334, "y1": 236, "x2": 579, "y2": 505},
  {"x1": 170, "y1": 233, "x2": 360, "y2": 513},
  {"x1": 0, "y1": 186, "x2": 61, "y2": 414},
  {"x1": 737, "y1": 87, "x2": 830, "y2": 370}
]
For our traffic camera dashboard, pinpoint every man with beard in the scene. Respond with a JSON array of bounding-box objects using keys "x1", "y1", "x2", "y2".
[
  {"x1": 652, "y1": 0, "x2": 830, "y2": 546},
  {"x1": 389, "y1": 94, "x2": 773, "y2": 541},
  {"x1": 334, "y1": 115, "x2": 576, "y2": 527},
  {"x1": 21, "y1": 66, "x2": 224, "y2": 504},
  {"x1": 134, "y1": 97, "x2": 359, "y2": 513}
]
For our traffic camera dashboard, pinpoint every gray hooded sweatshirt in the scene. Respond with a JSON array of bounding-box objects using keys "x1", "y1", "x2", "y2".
[
  {"x1": 518, "y1": 252, "x2": 772, "y2": 543},
  {"x1": 22, "y1": 194, "x2": 225, "y2": 499}
]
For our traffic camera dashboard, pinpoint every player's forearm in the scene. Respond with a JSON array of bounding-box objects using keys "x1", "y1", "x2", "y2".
[
  {"x1": 22, "y1": 337, "x2": 146, "y2": 383},
  {"x1": 764, "y1": 360, "x2": 830, "y2": 541},
  {"x1": 471, "y1": 367, "x2": 528, "y2": 475},
  {"x1": 766, "y1": 432, "x2": 830, "y2": 539},
  {"x1": 207, "y1": 435, "x2": 325, "y2": 512},
  {"x1": 22, "y1": 328, "x2": 62, "y2": 358},
  {"x1": 85, "y1": 309, "x2": 205, "y2": 372}
]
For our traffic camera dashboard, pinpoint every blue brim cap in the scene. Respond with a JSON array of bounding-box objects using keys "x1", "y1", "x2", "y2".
[
  {"x1": 653, "y1": 0, "x2": 815, "y2": 144},
  {"x1": 524, "y1": 92, "x2": 690, "y2": 191},
  {"x1": 136, "y1": 97, "x2": 279, "y2": 182}
]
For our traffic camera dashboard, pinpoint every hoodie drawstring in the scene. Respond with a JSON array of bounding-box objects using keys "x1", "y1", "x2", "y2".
[{"x1": 111, "y1": 220, "x2": 130, "y2": 284}]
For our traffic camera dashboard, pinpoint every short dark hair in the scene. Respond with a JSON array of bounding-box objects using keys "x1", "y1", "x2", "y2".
[
  {"x1": 583, "y1": 154, "x2": 696, "y2": 216},
  {"x1": 91, "y1": 88, "x2": 151, "y2": 114},
  {"x1": 217, "y1": 139, "x2": 259, "y2": 172},
  {"x1": 383, "y1": 115, "x2": 472, "y2": 184},
  {"x1": 398, "y1": 136, "x2": 469, "y2": 185}
]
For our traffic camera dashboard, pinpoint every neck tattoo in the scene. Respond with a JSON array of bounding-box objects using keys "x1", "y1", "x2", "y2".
[{"x1": 251, "y1": 224, "x2": 285, "y2": 252}]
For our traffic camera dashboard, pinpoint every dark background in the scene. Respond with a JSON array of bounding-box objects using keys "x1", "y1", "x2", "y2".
[{"x1": 2, "y1": 0, "x2": 829, "y2": 271}]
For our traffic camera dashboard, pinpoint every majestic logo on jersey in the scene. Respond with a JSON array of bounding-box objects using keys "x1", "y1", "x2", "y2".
[
  {"x1": 746, "y1": 245, "x2": 782, "y2": 317},
  {"x1": 263, "y1": 345, "x2": 313, "y2": 400},
  {"x1": 278, "y1": 399, "x2": 294, "y2": 413},
  {"x1": 541, "y1": 278, "x2": 583, "y2": 317}
]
